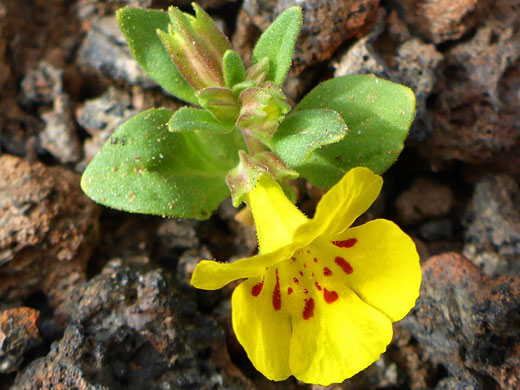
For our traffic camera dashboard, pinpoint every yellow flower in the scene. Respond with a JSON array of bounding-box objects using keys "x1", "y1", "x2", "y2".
[{"x1": 191, "y1": 167, "x2": 421, "y2": 385}]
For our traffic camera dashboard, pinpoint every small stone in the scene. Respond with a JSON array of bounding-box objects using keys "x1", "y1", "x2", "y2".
[
  {"x1": 0, "y1": 307, "x2": 42, "y2": 374},
  {"x1": 77, "y1": 16, "x2": 155, "y2": 87},
  {"x1": 402, "y1": 253, "x2": 520, "y2": 389},
  {"x1": 0, "y1": 155, "x2": 100, "y2": 307},
  {"x1": 396, "y1": 0, "x2": 492, "y2": 44},
  {"x1": 40, "y1": 95, "x2": 83, "y2": 164},
  {"x1": 463, "y1": 174, "x2": 520, "y2": 276},
  {"x1": 396, "y1": 177, "x2": 454, "y2": 226},
  {"x1": 20, "y1": 61, "x2": 63, "y2": 105}
]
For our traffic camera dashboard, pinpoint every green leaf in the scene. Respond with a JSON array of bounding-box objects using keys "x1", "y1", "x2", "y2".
[
  {"x1": 252, "y1": 6, "x2": 302, "y2": 86},
  {"x1": 268, "y1": 109, "x2": 349, "y2": 167},
  {"x1": 81, "y1": 108, "x2": 245, "y2": 219},
  {"x1": 292, "y1": 74, "x2": 416, "y2": 188},
  {"x1": 223, "y1": 50, "x2": 246, "y2": 88},
  {"x1": 117, "y1": 7, "x2": 198, "y2": 104},
  {"x1": 169, "y1": 106, "x2": 234, "y2": 133}
]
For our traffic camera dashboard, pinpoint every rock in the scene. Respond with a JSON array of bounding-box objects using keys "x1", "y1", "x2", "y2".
[
  {"x1": 242, "y1": 0, "x2": 380, "y2": 72},
  {"x1": 463, "y1": 174, "x2": 520, "y2": 277},
  {"x1": 392, "y1": 37, "x2": 443, "y2": 141},
  {"x1": 40, "y1": 95, "x2": 83, "y2": 164},
  {"x1": 395, "y1": 177, "x2": 454, "y2": 226},
  {"x1": 0, "y1": 155, "x2": 100, "y2": 307},
  {"x1": 333, "y1": 12, "x2": 391, "y2": 79},
  {"x1": 0, "y1": 307, "x2": 42, "y2": 374},
  {"x1": 395, "y1": 0, "x2": 492, "y2": 43},
  {"x1": 402, "y1": 253, "x2": 520, "y2": 389},
  {"x1": 20, "y1": 61, "x2": 63, "y2": 106},
  {"x1": 420, "y1": 19, "x2": 520, "y2": 162},
  {"x1": 77, "y1": 16, "x2": 155, "y2": 88},
  {"x1": 12, "y1": 258, "x2": 253, "y2": 390}
]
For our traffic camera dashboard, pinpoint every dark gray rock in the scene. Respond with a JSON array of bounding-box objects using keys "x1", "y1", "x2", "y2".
[
  {"x1": 402, "y1": 253, "x2": 520, "y2": 389},
  {"x1": 12, "y1": 258, "x2": 252, "y2": 390},
  {"x1": 463, "y1": 174, "x2": 520, "y2": 277}
]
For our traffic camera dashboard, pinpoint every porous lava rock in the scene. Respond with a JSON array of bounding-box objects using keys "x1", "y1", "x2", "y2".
[
  {"x1": 395, "y1": 0, "x2": 492, "y2": 43},
  {"x1": 11, "y1": 258, "x2": 253, "y2": 390},
  {"x1": 0, "y1": 155, "x2": 100, "y2": 307},
  {"x1": 242, "y1": 0, "x2": 380, "y2": 72},
  {"x1": 0, "y1": 307, "x2": 42, "y2": 374},
  {"x1": 463, "y1": 174, "x2": 520, "y2": 277},
  {"x1": 402, "y1": 253, "x2": 520, "y2": 389}
]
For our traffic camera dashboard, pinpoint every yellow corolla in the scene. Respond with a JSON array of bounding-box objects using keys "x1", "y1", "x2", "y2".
[{"x1": 191, "y1": 167, "x2": 421, "y2": 385}]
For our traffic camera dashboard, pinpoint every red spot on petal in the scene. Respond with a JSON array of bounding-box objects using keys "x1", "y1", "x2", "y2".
[
  {"x1": 304, "y1": 263, "x2": 307, "y2": 268},
  {"x1": 307, "y1": 250, "x2": 310, "y2": 254},
  {"x1": 332, "y1": 238, "x2": 357, "y2": 248},
  {"x1": 335, "y1": 256, "x2": 353, "y2": 274},
  {"x1": 293, "y1": 277, "x2": 299, "y2": 284},
  {"x1": 312, "y1": 272, "x2": 315, "y2": 277},
  {"x1": 313, "y1": 257, "x2": 318, "y2": 263},
  {"x1": 315, "y1": 281, "x2": 322, "y2": 291},
  {"x1": 299, "y1": 271, "x2": 304, "y2": 277},
  {"x1": 272, "y1": 269, "x2": 281, "y2": 310},
  {"x1": 251, "y1": 279, "x2": 264, "y2": 297},
  {"x1": 323, "y1": 288, "x2": 339, "y2": 303},
  {"x1": 288, "y1": 287, "x2": 293, "y2": 295},
  {"x1": 291, "y1": 256, "x2": 296, "y2": 262},
  {"x1": 303, "y1": 298, "x2": 315, "y2": 320},
  {"x1": 304, "y1": 288, "x2": 309, "y2": 294},
  {"x1": 323, "y1": 267, "x2": 332, "y2": 276}
]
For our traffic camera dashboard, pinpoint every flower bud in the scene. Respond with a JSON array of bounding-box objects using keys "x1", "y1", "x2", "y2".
[
  {"x1": 236, "y1": 82, "x2": 291, "y2": 142},
  {"x1": 157, "y1": 3, "x2": 230, "y2": 91}
]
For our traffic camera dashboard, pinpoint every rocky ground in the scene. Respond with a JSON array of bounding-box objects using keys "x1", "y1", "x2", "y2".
[{"x1": 0, "y1": 0, "x2": 519, "y2": 389}]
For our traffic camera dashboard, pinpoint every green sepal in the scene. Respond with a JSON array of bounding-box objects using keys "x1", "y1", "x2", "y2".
[
  {"x1": 237, "y1": 82, "x2": 291, "y2": 141},
  {"x1": 252, "y1": 6, "x2": 302, "y2": 86},
  {"x1": 223, "y1": 50, "x2": 246, "y2": 88},
  {"x1": 267, "y1": 109, "x2": 349, "y2": 167},
  {"x1": 168, "y1": 106, "x2": 234, "y2": 133},
  {"x1": 116, "y1": 7, "x2": 197, "y2": 104},
  {"x1": 196, "y1": 87, "x2": 240, "y2": 123},
  {"x1": 81, "y1": 108, "x2": 246, "y2": 220},
  {"x1": 226, "y1": 150, "x2": 299, "y2": 207},
  {"x1": 292, "y1": 74, "x2": 416, "y2": 188}
]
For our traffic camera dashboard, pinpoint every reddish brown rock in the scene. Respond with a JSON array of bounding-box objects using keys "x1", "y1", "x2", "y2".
[
  {"x1": 241, "y1": 0, "x2": 380, "y2": 73},
  {"x1": 0, "y1": 155, "x2": 100, "y2": 307},
  {"x1": 0, "y1": 307, "x2": 42, "y2": 373},
  {"x1": 395, "y1": 177, "x2": 454, "y2": 226},
  {"x1": 419, "y1": 4, "x2": 520, "y2": 163},
  {"x1": 396, "y1": 0, "x2": 492, "y2": 43},
  {"x1": 403, "y1": 253, "x2": 520, "y2": 389}
]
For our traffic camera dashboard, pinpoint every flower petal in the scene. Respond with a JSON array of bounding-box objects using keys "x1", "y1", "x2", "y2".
[
  {"x1": 191, "y1": 243, "x2": 298, "y2": 290},
  {"x1": 326, "y1": 219, "x2": 421, "y2": 322},
  {"x1": 289, "y1": 286, "x2": 393, "y2": 385},
  {"x1": 247, "y1": 174, "x2": 309, "y2": 254},
  {"x1": 296, "y1": 167, "x2": 382, "y2": 240},
  {"x1": 232, "y1": 276, "x2": 292, "y2": 381}
]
